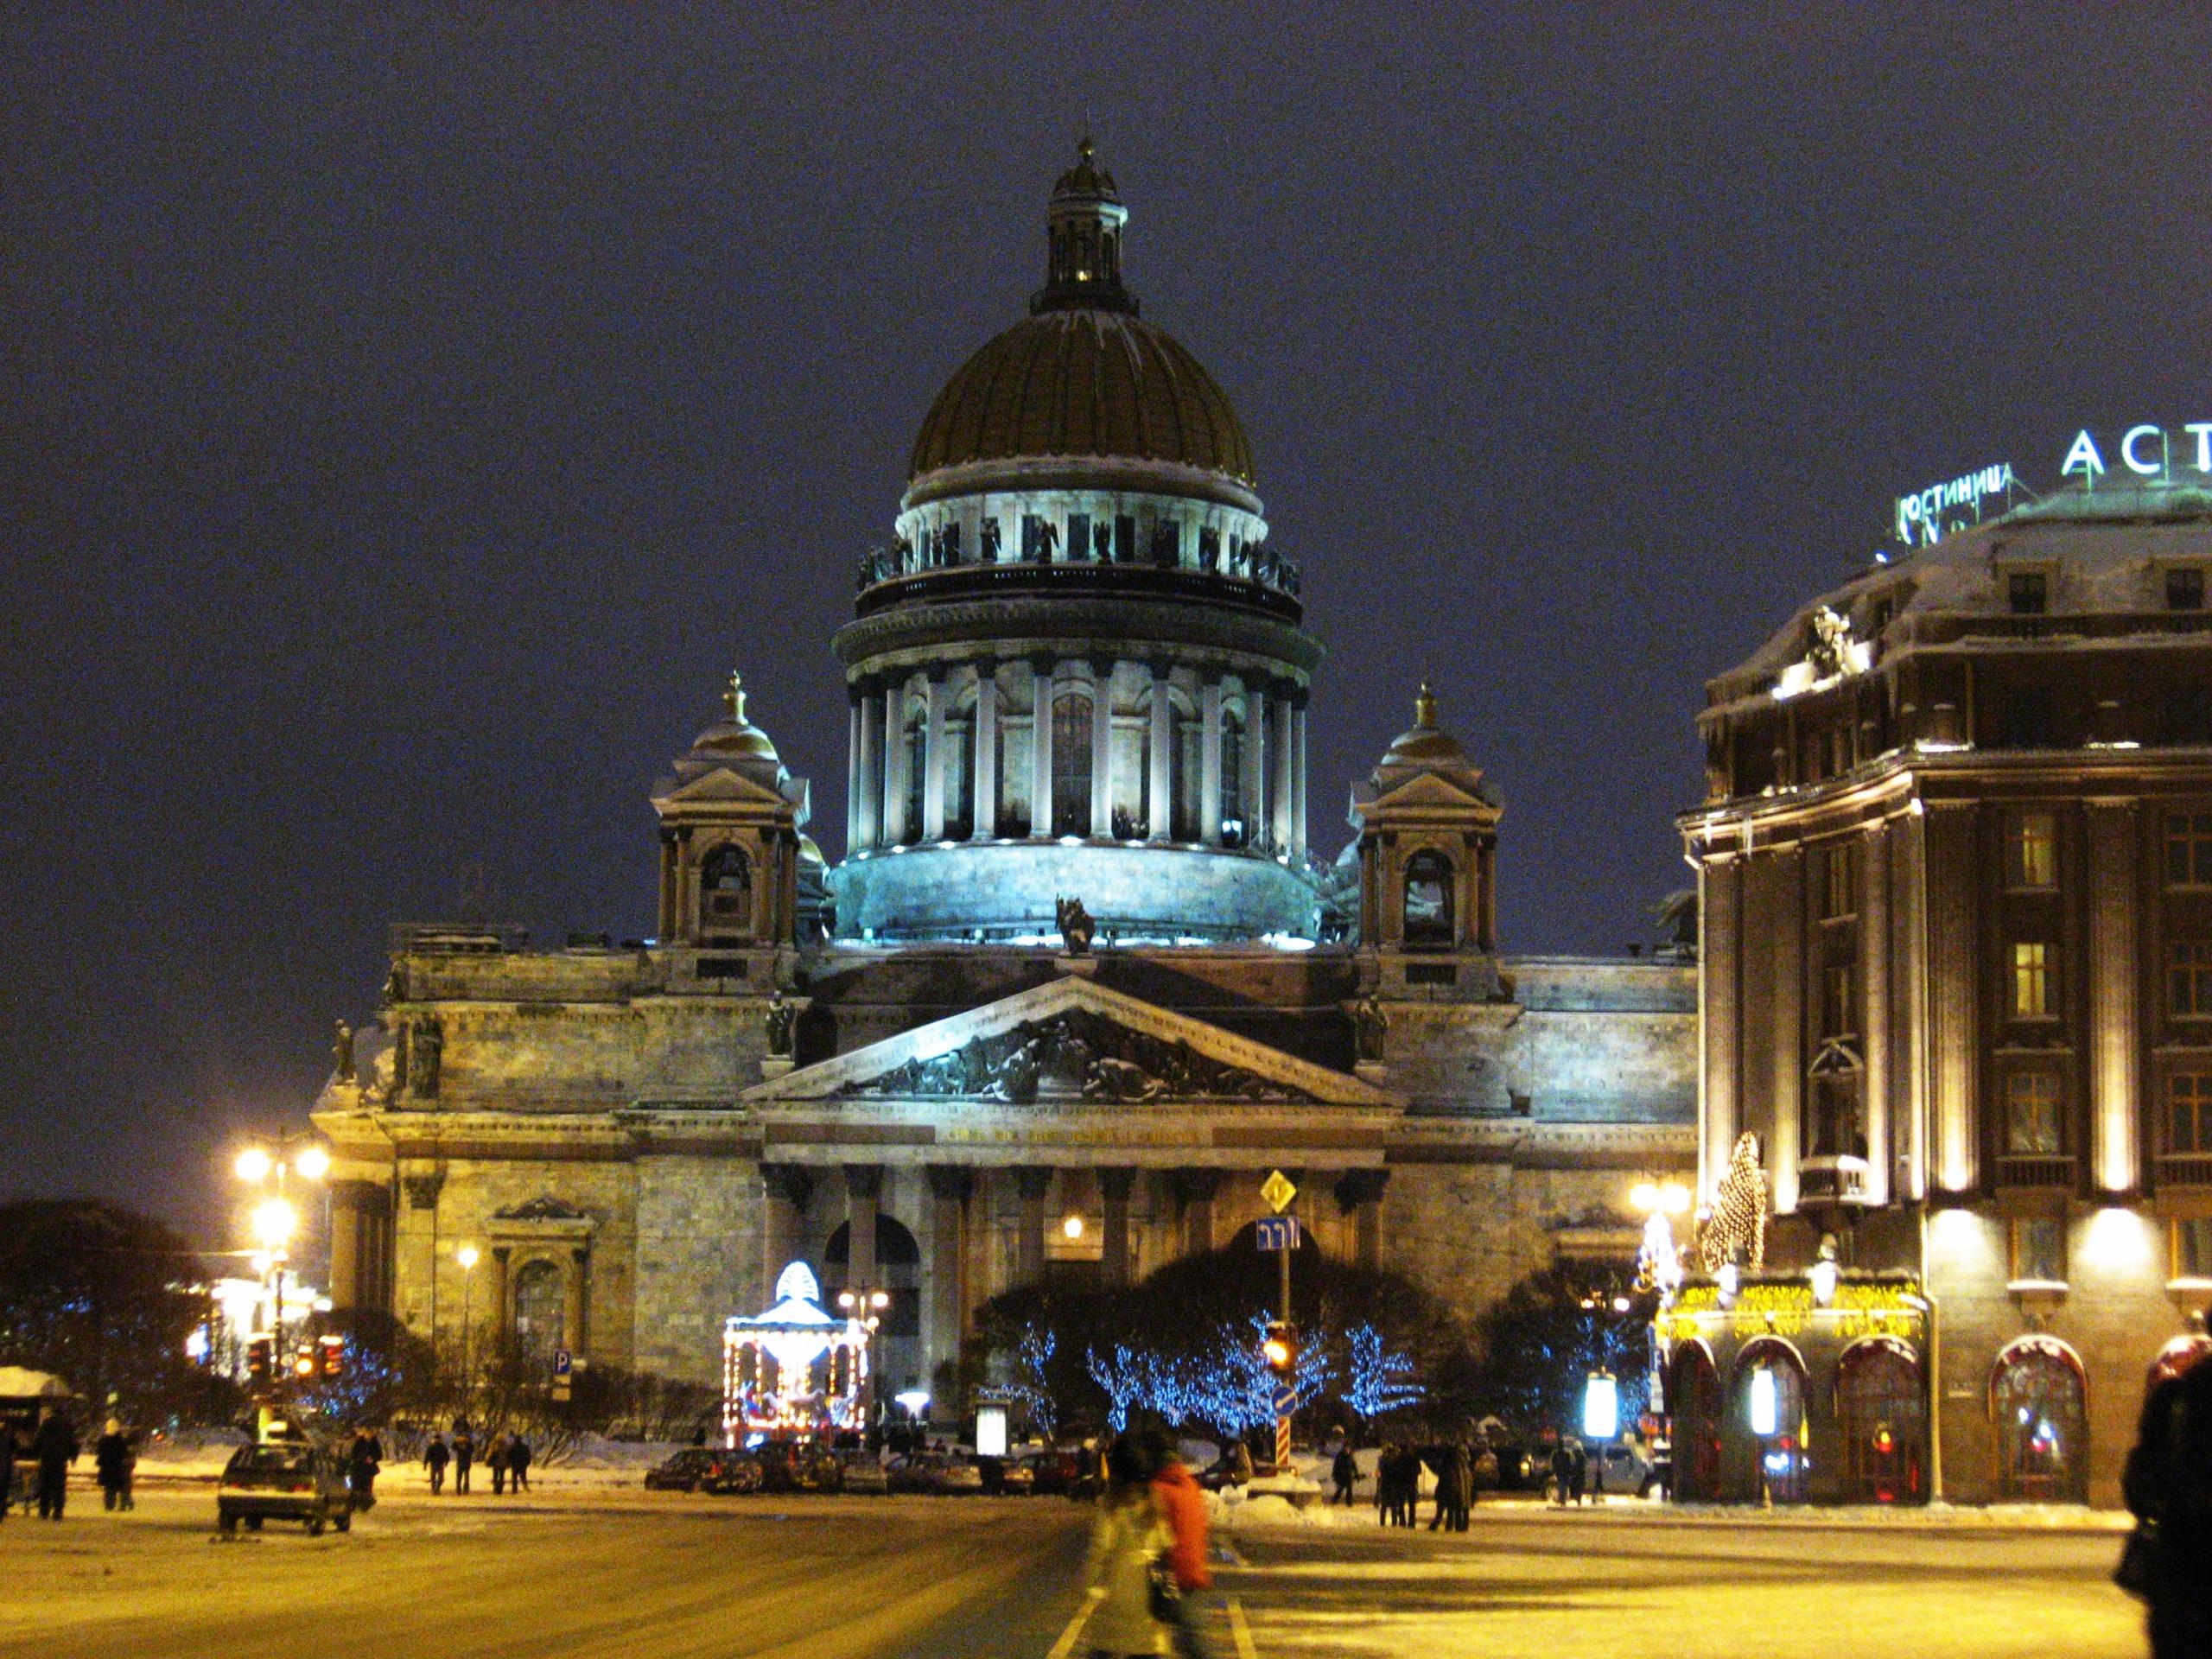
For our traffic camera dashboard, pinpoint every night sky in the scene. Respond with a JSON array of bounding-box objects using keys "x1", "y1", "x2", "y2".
[{"x1": 7, "y1": 7, "x2": 2212, "y2": 1241}]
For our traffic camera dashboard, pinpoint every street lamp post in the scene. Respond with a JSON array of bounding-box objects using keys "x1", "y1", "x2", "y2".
[
  {"x1": 235, "y1": 1134, "x2": 327, "y2": 1385},
  {"x1": 836, "y1": 1287, "x2": 890, "y2": 1432}
]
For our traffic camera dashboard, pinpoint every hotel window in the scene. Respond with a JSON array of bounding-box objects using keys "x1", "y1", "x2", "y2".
[
  {"x1": 2009, "y1": 1217, "x2": 2066, "y2": 1285},
  {"x1": 2177, "y1": 1217, "x2": 2212, "y2": 1280},
  {"x1": 2012, "y1": 942, "x2": 2054, "y2": 1019},
  {"x1": 1821, "y1": 963, "x2": 1858, "y2": 1039},
  {"x1": 2171, "y1": 1072, "x2": 2212, "y2": 1155},
  {"x1": 2166, "y1": 814, "x2": 2212, "y2": 886},
  {"x1": 2171, "y1": 942, "x2": 2212, "y2": 1017},
  {"x1": 2007, "y1": 570, "x2": 2048, "y2": 615},
  {"x1": 2004, "y1": 1072, "x2": 2063, "y2": 1156},
  {"x1": 2169, "y1": 566, "x2": 2206, "y2": 613},
  {"x1": 1818, "y1": 846, "x2": 1856, "y2": 919},
  {"x1": 2005, "y1": 812, "x2": 2058, "y2": 889}
]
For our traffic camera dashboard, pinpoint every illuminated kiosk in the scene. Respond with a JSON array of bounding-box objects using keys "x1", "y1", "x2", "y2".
[{"x1": 721, "y1": 1262, "x2": 869, "y2": 1446}]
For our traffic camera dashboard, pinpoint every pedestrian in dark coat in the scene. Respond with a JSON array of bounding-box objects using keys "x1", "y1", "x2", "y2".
[
  {"x1": 2125, "y1": 1353, "x2": 2212, "y2": 1657},
  {"x1": 1391, "y1": 1446, "x2": 1420, "y2": 1526},
  {"x1": 347, "y1": 1431, "x2": 383, "y2": 1510},
  {"x1": 1567, "y1": 1437, "x2": 1590, "y2": 1506},
  {"x1": 93, "y1": 1420, "x2": 135, "y2": 1511},
  {"x1": 507, "y1": 1434, "x2": 531, "y2": 1491},
  {"x1": 1330, "y1": 1443, "x2": 1357, "y2": 1506},
  {"x1": 31, "y1": 1411, "x2": 79, "y2": 1520},
  {"x1": 487, "y1": 1433, "x2": 509, "y2": 1495},
  {"x1": 1548, "y1": 1441, "x2": 1575, "y2": 1508},
  {"x1": 1441, "y1": 1440, "x2": 1474, "y2": 1532},
  {"x1": 0, "y1": 1421, "x2": 16, "y2": 1522},
  {"x1": 423, "y1": 1433, "x2": 449, "y2": 1495},
  {"x1": 453, "y1": 1427, "x2": 474, "y2": 1494}
]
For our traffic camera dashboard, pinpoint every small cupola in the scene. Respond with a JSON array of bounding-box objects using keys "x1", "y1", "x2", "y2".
[{"x1": 1032, "y1": 137, "x2": 1135, "y2": 315}]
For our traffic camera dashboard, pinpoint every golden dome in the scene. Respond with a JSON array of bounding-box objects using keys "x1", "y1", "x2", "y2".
[
  {"x1": 688, "y1": 671, "x2": 780, "y2": 764},
  {"x1": 1382, "y1": 681, "x2": 1471, "y2": 766},
  {"x1": 907, "y1": 307, "x2": 1254, "y2": 486}
]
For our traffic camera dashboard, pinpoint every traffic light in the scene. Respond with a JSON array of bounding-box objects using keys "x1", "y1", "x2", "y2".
[
  {"x1": 1262, "y1": 1321, "x2": 1297, "y2": 1379},
  {"x1": 292, "y1": 1345, "x2": 316, "y2": 1379},
  {"x1": 245, "y1": 1335, "x2": 274, "y2": 1382},
  {"x1": 318, "y1": 1334, "x2": 345, "y2": 1377}
]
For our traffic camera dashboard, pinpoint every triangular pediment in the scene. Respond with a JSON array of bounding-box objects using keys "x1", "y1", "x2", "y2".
[
  {"x1": 1363, "y1": 769, "x2": 1498, "y2": 815},
  {"x1": 742, "y1": 975, "x2": 1399, "y2": 1108},
  {"x1": 652, "y1": 766, "x2": 795, "y2": 811}
]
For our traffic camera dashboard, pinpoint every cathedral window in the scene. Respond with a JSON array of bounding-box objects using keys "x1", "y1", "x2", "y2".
[
  {"x1": 1149, "y1": 518, "x2": 1179, "y2": 568},
  {"x1": 944, "y1": 711, "x2": 974, "y2": 839},
  {"x1": 1114, "y1": 514, "x2": 1136, "y2": 563},
  {"x1": 699, "y1": 844, "x2": 752, "y2": 930},
  {"x1": 1067, "y1": 513, "x2": 1090, "y2": 563},
  {"x1": 2171, "y1": 1072, "x2": 2212, "y2": 1155},
  {"x1": 2006, "y1": 812, "x2": 2057, "y2": 889},
  {"x1": 2166, "y1": 813, "x2": 2212, "y2": 886},
  {"x1": 1198, "y1": 527, "x2": 1221, "y2": 571},
  {"x1": 1218, "y1": 711, "x2": 1247, "y2": 846},
  {"x1": 2004, "y1": 1071, "x2": 2063, "y2": 1156},
  {"x1": 2168, "y1": 941, "x2": 2212, "y2": 1017},
  {"x1": 1403, "y1": 850, "x2": 1455, "y2": 949},
  {"x1": 512, "y1": 1259, "x2": 564, "y2": 1372},
  {"x1": 938, "y1": 521, "x2": 961, "y2": 566},
  {"x1": 1051, "y1": 693, "x2": 1092, "y2": 837},
  {"x1": 980, "y1": 517, "x2": 1001, "y2": 561}
]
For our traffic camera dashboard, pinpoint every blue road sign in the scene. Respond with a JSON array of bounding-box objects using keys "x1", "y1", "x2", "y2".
[
  {"x1": 1255, "y1": 1217, "x2": 1301, "y2": 1253},
  {"x1": 553, "y1": 1349, "x2": 573, "y2": 1377},
  {"x1": 1272, "y1": 1386, "x2": 1297, "y2": 1417}
]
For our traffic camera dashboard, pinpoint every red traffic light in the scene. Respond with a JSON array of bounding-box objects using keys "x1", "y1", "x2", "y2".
[
  {"x1": 317, "y1": 1335, "x2": 345, "y2": 1377},
  {"x1": 1262, "y1": 1321, "x2": 1297, "y2": 1377},
  {"x1": 245, "y1": 1335, "x2": 274, "y2": 1381}
]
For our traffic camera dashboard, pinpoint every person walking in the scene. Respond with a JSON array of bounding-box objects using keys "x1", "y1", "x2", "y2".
[
  {"x1": 1081, "y1": 1433, "x2": 1177, "y2": 1659},
  {"x1": 1330, "y1": 1441, "x2": 1357, "y2": 1507},
  {"x1": 1372, "y1": 1442, "x2": 1396, "y2": 1527},
  {"x1": 453, "y1": 1426, "x2": 474, "y2": 1495},
  {"x1": 1390, "y1": 1445, "x2": 1419, "y2": 1527},
  {"x1": 507, "y1": 1433, "x2": 531, "y2": 1491},
  {"x1": 1441, "y1": 1438, "x2": 1474, "y2": 1532},
  {"x1": 1548, "y1": 1439, "x2": 1575, "y2": 1508},
  {"x1": 0, "y1": 1420, "x2": 16, "y2": 1523},
  {"x1": 347, "y1": 1430, "x2": 383, "y2": 1511},
  {"x1": 31, "y1": 1409, "x2": 79, "y2": 1521},
  {"x1": 1139, "y1": 1429, "x2": 1216, "y2": 1659},
  {"x1": 1567, "y1": 1437, "x2": 1590, "y2": 1506},
  {"x1": 2124, "y1": 1346, "x2": 2212, "y2": 1656},
  {"x1": 423, "y1": 1432, "x2": 449, "y2": 1496},
  {"x1": 93, "y1": 1420, "x2": 135, "y2": 1512},
  {"x1": 487, "y1": 1432, "x2": 509, "y2": 1496}
]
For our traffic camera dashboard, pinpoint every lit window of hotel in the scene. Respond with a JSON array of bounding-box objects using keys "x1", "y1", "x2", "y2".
[
  {"x1": 2171, "y1": 1072, "x2": 2212, "y2": 1156},
  {"x1": 2171, "y1": 942, "x2": 2212, "y2": 1018},
  {"x1": 2005, "y1": 1072, "x2": 2062, "y2": 1156},
  {"x1": 2012, "y1": 942, "x2": 2053, "y2": 1019},
  {"x1": 2177, "y1": 1217, "x2": 2212, "y2": 1281},
  {"x1": 2009, "y1": 1216, "x2": 2066, "y2": 1284},
  {"x1": 2165, "y1": 813, "x2": 2212, "y2": 886},
  {"x1": 2005, "y1": 811, "x2": 2057, "y2": 889}
]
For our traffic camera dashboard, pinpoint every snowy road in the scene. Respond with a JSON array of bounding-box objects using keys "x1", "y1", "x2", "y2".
[{"x1": 0, "y1": 1483, "x2": 2152, "y2": 1658}]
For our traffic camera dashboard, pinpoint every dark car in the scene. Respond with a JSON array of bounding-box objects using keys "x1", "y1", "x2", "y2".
[
  {"x1": 218, "y1": 1442, "x2": 353, "y2": 1535},
  {"x1": 756, "y1": 1440, "x2": 844, "y2": 1494},
  {"x1": 645, "y1": 1448, "x2": 766, "y2": 1494},
  {"x1": 1016, "y1": 1446, "x2": 1087, "y2": 1497}
]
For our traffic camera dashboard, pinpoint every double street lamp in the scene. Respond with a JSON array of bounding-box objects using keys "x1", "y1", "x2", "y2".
[
  {"x1": 837, "y1": 1287, "x2": 891, "y2": 1429},
  {"x1": 233, "y1": 1134, "x2": 330, "y2": 1359}
]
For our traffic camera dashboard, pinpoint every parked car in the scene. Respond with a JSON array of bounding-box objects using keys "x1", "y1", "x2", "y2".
[
  {"x1": 1014, "y1": 1446, "x2": 1085, "y2": 1497},
  {"x1": 887, "y1": 1452, "x2": 984, "y2": 1494},
  {"x1": 757, "y1": 1440, "x2": 845, "y2": 1494},
  {"x1": 645, "y1": 1448, "x2": 723, "y2": 1492},
  {"x1": 838, "y1": 1452, "x2": 888, "y2": 1494},
  {"x1": 218, "y1": 1441, "x2": 353, "y2": 1536}
]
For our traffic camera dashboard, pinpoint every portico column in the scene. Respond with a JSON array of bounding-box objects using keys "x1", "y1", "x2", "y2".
[
  {"x1": 1859, "y1": 827, "x2": 1892, "y2": 1206},
  {"x1": 328, "y1": 1181, "x2": 365, "y2": 1311},
  {"x1": 1289, "y1": 694, "x2": 1309, "y2": 860},
  {"x1": 1199, "y1": 677, "x2": 1224, "y2": 847},
  {"x1": 1014, "y1": 1167, "x2": 1052, "y2": 1283},
  {"x1": 1333, "y1": 1169, "x2": 1389, "y2": 1269},
  {"x1": 489, "y1": 1246, "x2": 512, "y2": 1338},
  {"x1": 1100, "y1": 1167, "x2": 1135, "y2": 1286},
  {"x1": 925, "y1": 1166, "x2": 973, "y2": 1386},
  {"x1": 1029, "y1": 658, "x2": 1053, "y2": 838},
  {"x1": 922, "y1": 671, "x2": 948, "y2": 841},
  {"x1": 1090, "y1": 663, "x2": 1115, "y2": 837},
  {"x1": 2089, "y1": 799, "x2": 2142, "y2": 1193},
  {"x1": 972, "y1": 668, "x2": 998, "y2": 841},
  {"x1": 881, "y1": 685, "x2": 908, "y2": 847},
  {"x1": 844, "y1": 1165, "x2": 882, "y2": 1292},
  {"x1": 760, "y1": 1164, "x2": 813, "y2": 1307},
  {"x1": 854, "y1": 684, "x2": 881, "y2": 852},
  {"x1": 846, "y1": 694, "x2": 862, "y2": 852},
  {"x1": 1172, "y1": 1168, "x2": 1224, "y2": 1258},
  {"x1": 1147, "y1": 663, "x2": 1173, "y2": 842}
]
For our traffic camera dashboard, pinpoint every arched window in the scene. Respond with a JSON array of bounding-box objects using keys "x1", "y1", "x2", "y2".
[
  {"x1": 1403, "y1": 850, "x2": 1455, "y2": 948},
  {"x1": 1992, "y1": 1340, "x2": 2087, "y2": 1502},
  {"x1": 1051, "y1": 693, "x2": 1092, "y2": 837},
  {"x1": 1733, "y1": 1338, "x2": 1809, "y2": 1503},
  {"x1": 1835, "y1": 1338, "x2": 1926, "y2": 1503},
  {"x1": 512, "y1": 1260, "x2": 563, "y2": 1374},
  {"x1": 823, "y1": 1216, "x2": 924, "y2": 1389},
  {"x1": 1219, "y1": 711, "x2": 1247, "y2": 847},
  {"x1": 901, "y1": 713, "x2": 926, "y2": 844},
  {"x1": 1669, "y1": 1344, "x2": 1722, "y2": 1502},
  {"x1": 699, "y1": 844, "x2": 751, "y2": 931}
]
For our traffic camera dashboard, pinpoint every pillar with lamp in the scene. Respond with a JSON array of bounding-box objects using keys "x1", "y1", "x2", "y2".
[{"x1": 836, "y1": 1284, "x2": 892, "y2": 1431}]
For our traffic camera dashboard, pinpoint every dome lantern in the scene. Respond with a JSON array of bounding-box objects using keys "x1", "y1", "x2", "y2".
[{"x1": 1033, "y1": 137, "x2": 1135, "y2": 316}]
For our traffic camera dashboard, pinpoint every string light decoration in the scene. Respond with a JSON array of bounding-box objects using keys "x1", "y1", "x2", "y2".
[
  {"x1": 1345, "y1": 1325, "x2": 1424, "y2": 1420},
  {"x1": 721, "y1": 1262, "x2": 871, "y2": 1445},
  {"x1": 1700, "y1": 1132, "x2": 1770, "y2": 1274}
]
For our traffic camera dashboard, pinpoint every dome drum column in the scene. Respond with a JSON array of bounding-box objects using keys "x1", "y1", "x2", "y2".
[
  {"x1": 882, "y1": 682, "x2": 910, "y2": 847},
  {"x1": 1147, "y1": 661, "x2": 1173, "y2": 843},
  {"x1": 1290, "y1": 693, "x2": 1310, "y2": 861},
  {"x1": 1269, "y1": 690, "x2": 1297, "y2": 853},
  {"x1": 1240, "y1": 682, "x2": 1267, "y2": 849},
  {"x1": 922, "y1": 670, "x2": 949, "y2": 842},
  {"x1": 845, "y1": 694, "x2": 863, "y2": 853},
  {"x1": 1199, "y1": 677, "x2": 1224, "y2": 848},
  {"x1": 854, "y1": 681, "x2": 883, "y2": 853}
]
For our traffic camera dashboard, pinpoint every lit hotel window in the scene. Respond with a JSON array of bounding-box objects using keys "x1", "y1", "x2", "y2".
[
  {"x1": 2167, "y1": 814, "x2": 2212, "y2": 886},
  {"x1": 2178, "y1": 1217, "x2": 2212, "y2": 1280},
  {"x1": 2171, "y1": 1073, "x2": 2212, "y2": 1156},
  {"x1": 2005, "y1": 812, "x2": 2057, "y2": 889},
  {"x1": 2012, "y1": 942, "x2": 2053, "y2": 1019},
  {"x1": 2005, "y1": 1073, "x2": 2062, "y2": 1157},
  {"x1": 2171, "y1": 942, "x2": 2212, "y2": 1018}
]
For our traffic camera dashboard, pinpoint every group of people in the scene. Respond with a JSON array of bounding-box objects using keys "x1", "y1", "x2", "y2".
[
  {"x1": 1355, "y1": 1440, "x2": 1475, "y2": 1530},
  {"x1": 1081, "y1": 1427, "x2": 1214, "y2": 1659},
  {"x1": 1547, "y1": 1436, "x2": 1595, "y2": 1506},
  {"x1": 0, "y1": 1411, "x2": 138, "y2": 1521},
  {"x1": 421, "y1": 1423, "x2": 531, "y2": 1496}
]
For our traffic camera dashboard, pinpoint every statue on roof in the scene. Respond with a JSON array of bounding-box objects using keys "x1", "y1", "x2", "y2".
[{"x1": 1055, "y1": 895, "x2": 1096, "y2": 956}]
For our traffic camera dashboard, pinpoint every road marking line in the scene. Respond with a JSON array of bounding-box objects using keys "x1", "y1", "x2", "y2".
[
  {"x1": 1228, "y1": 1594, "x2": 1260, "y2": 1659},
  {"x1": 1046, "y1": 1591, "x2": 1100, "y2": 1659}
]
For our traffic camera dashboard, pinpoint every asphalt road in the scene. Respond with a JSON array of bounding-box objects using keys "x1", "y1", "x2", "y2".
[{"x1": 0, "y1": 1485, "x2": 2151, "y2": 1659}]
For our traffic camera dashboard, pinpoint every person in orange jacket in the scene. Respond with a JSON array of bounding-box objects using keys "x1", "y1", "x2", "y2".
[{"x1": 1138, "y1": 1428, "x2": 1215, "y2": 1659}]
